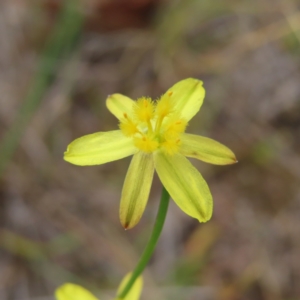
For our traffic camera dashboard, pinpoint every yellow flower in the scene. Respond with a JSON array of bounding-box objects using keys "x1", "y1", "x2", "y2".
[
  {"x1": 64, "y1": 78, "x2": 237, "y2": 229},
  {"x1": 55, "y1": 273, "x2": 143, "y2": 300}
]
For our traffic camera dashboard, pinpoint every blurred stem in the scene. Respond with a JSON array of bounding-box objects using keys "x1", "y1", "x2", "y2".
[
  {"x1": 0, "y1": 0, "x2": 84, "y2": 176},
  {"x1": 117, "y1": 186, "x2": 170, "y2": 299}
]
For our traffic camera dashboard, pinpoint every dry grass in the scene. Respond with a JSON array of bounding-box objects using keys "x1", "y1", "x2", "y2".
[{"x1": 0, "y1": 0, "x2": 300, "y2": 299}]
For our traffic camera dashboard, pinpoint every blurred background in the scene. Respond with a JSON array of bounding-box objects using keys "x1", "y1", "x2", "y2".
[{"x1": 0, "y1": 0, "x2": 300, "y2": 299}]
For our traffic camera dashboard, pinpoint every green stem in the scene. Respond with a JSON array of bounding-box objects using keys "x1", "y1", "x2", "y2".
[{"x1": 117, "y1": 186, "x2": 170, "y2": 299}]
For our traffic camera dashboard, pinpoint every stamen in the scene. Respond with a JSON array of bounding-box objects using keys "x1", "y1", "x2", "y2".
[
  {"x1": 134, "y1": 135, "x2": 159, "y2": 152},
  {"x1": 154, "y1": 115, "x2": 164, "y2": 133},
  {"x1": 119, "y1": 114, "x2": 140, "y2": 137},
  {"x1": 147, "y1": 119, "x2": 153, "y2": 134},
  {"x1": 134, "y1": 97, "x2": 155, "y2": 123}
]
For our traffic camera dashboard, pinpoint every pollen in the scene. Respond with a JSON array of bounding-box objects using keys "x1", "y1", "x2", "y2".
[
  {"x1": 161, "y1": 138, "x2": 181, "y2": 155},
  {"x1": 119, "y1": 91, "x2": 188, "y2": 155},
  {"x1": 134, "y1": 97, "x2": 155, "y2": 122},
  {"x1": 155, "y1": 92, "x2": 173, "y2": 118},
  {"x1": 119, "y1": 114, "x2": 139, "y2": 137},
  {"x1": 134, "y1": 135, "x2": 159, "y2": 153},
  {"x1": 164, "y1": 116, "x2": 187, "y2": 139}
]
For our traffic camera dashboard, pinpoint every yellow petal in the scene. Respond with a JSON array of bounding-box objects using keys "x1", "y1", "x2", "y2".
[
  {"x1": 154, "y1": 151, "x2": 212, "y2": 222},
  {"x1": 180, "y1": 134, "x2": 237, "y2": 165},
  {"x1": 106, "y1": 94, "x2": 135, "y2": 120},
  {"x1": 64, "y1": 130, "x2": 137, "y2": 166},
  {"x1": 55, "y1": 283, "x2": 98, "y2": 300},
  {"x1": 120, "y1": 152, "x2": 154, "y2": 229},
  {"x1": 116, "y1": 273, "x2": 143, "y2": 300},
  {"x1": 165, "y1": 78, "x2": 205, "y2": 121}
]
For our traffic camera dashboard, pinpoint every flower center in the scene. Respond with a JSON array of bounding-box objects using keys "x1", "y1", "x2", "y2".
[{"x1": 119, "y1": 93, "x2": 187, "y2": 154}]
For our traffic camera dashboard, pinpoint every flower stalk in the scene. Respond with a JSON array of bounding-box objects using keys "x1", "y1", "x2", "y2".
[{"x1": 117, "y1": 186, "x2": 170, "y2": 299}]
